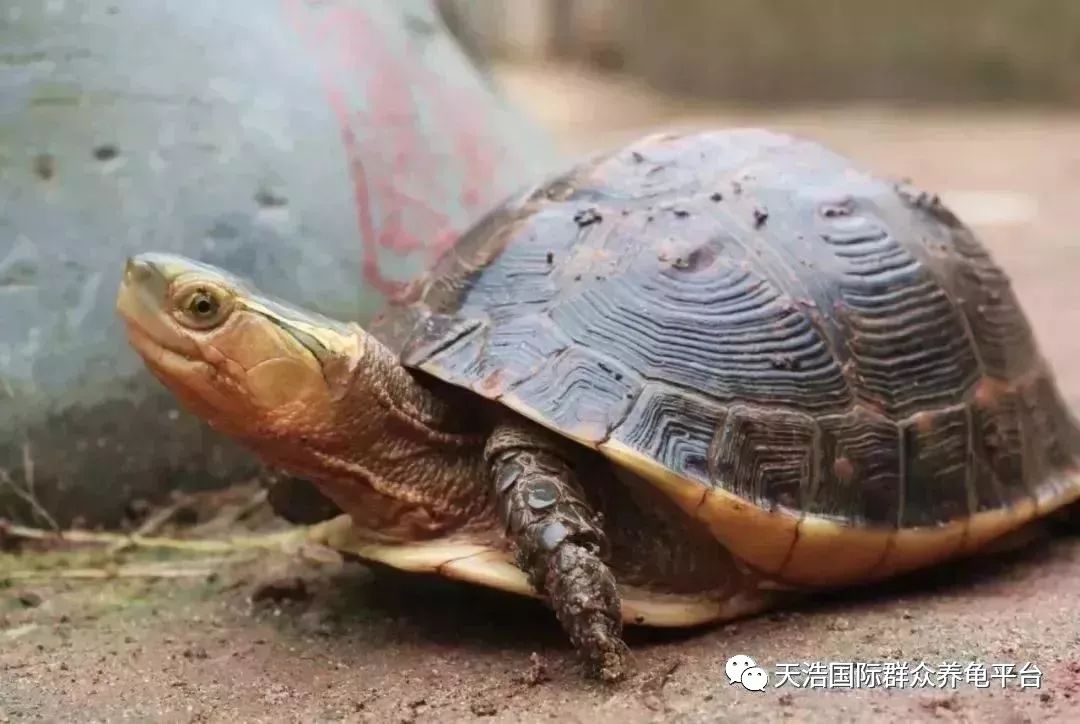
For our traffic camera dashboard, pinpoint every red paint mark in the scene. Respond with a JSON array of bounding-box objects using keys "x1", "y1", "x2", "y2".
[
  {"x1": 322, "y1": 85, "x2": 389, "y2": 294},
  {"x1": 282, "y1": 0, "x2": 512, "y2": 297}
]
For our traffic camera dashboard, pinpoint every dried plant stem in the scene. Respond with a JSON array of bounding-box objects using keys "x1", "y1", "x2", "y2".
[
  {"x1": 3, "y1": 524, "x2": 306, "y2": 555},
  {"x1": 0, "y1": 442, "x2": 60, "y2": 532},
  {"x1": 6, "y1": 561, "x2": 231, "y2": 581}
]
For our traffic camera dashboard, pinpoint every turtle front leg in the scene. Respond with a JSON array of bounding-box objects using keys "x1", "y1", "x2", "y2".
[
  {"x1": 485, "y1": 420, "x2": 631, "y2": 682},
  {"x1": 262, "y1": 469, "x2": 343, "y2": 524}
]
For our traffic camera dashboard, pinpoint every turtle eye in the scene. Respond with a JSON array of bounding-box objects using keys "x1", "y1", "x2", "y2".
[
  {"x1": 175, "y1": 286, "x2": 231, "y2": 329},
  {"x1": 188, "y1": 291, "x2": 217, "y2": 318}
]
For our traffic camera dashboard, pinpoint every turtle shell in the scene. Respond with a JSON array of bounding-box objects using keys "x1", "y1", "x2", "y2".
[{"x1": 371, "y1": 129, "x2": 1080, "y2": 588}]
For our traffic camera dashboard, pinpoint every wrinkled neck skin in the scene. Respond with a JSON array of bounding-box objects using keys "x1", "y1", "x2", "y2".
[{"x1": 249, "y1": 333, "x2": 492, "y2": 542}]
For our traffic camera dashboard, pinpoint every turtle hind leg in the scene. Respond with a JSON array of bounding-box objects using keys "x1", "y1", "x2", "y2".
[{"x1": 485, "y1": 420, "x2": 631, "y2": 682}]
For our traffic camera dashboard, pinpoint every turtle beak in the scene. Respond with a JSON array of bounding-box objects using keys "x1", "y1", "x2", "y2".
[
  {"x1": 118, "y1": 256, "x2": 168, "y2": 326},
  {"x1": 121, "y1": 256, "x2": 170, "y2": 307},
  {"x1": 116, "y1": 254, "x2": 200, "y2": 360}
]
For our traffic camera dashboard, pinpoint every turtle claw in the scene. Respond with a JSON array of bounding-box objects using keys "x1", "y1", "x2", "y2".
[
  {"x1": 586, "y1": 633, "x2": 633, "y2": 683},
  {"x1": 542, "y1": 542, "x2": 632, "y2": 683}
]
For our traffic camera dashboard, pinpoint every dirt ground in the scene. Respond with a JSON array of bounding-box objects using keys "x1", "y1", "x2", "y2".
[{"x1": 5, "y1": 64, "x2": 1080, "y2": 723}]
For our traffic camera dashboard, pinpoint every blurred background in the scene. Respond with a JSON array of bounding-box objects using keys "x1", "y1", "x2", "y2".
[
  {"x1": 439, "y1": 0, "x2": 1080, "y2": 147},
  {"x1": 443, "y1": 0, "x2": 1080, "y2": 106}
]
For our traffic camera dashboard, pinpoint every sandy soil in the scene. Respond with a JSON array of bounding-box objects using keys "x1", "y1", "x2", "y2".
[
  {"x1": 2, "y1": 515, "x2": 1079, "y2": 723},
  {"x1": 4, "y1": 65, "x2": 1080, "y2": 723}
]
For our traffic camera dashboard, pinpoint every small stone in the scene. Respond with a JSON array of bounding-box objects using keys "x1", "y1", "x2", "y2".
[
  {"x1": 470, "y1": 700, "x2": 498, "y2": 717},
  {"x1": 250, "y1": 576, "x2": 309, "y2": 604},
  {"x1": 18, "y1": 592, "x2": 42, "y2": 608},
  {"x1": 298, "y1": 610, "x2": 334, "y2": 638},
  {"x1": 573, "y1": 208, "x2": 603, "y2": 228},
  {"x1": 522, "y1": 652, "x2": 550, "y2": 686}
]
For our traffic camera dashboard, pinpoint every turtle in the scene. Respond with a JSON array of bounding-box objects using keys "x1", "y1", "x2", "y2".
[{"x1": 115, "y1": 128, "x2": 1080, "y2": 682}]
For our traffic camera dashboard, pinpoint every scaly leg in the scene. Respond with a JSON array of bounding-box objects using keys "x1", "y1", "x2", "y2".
[{"x1": 485, "y1": 420, "x2": 630, "y2": 681}]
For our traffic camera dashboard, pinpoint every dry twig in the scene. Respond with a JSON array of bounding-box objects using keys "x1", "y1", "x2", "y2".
[
  {"x1": 5, "y1": 561, "x2": 229, "y2": 581},
  {"x1": 3, "y1": 524, "x2": 305, "y2": 554},
  {"x1": 0, "y1": 442, "x2": 60, "y2": 532}
]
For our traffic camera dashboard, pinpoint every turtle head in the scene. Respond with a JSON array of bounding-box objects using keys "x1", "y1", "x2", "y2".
[
  {"x1": 118, "y1": 253, "x2": 490, "y2": 538},
  {"x1": 116, "y1": 253, "x2": 364, "y2": 466}
]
